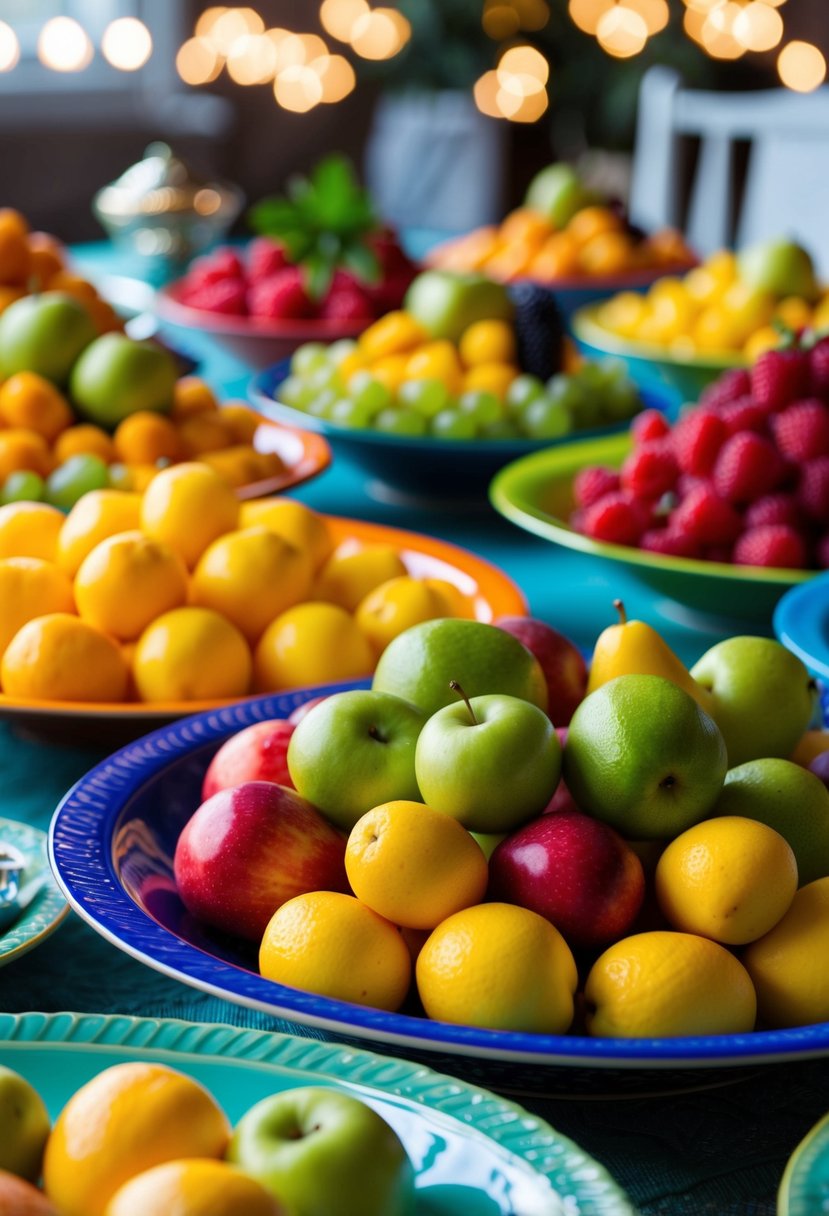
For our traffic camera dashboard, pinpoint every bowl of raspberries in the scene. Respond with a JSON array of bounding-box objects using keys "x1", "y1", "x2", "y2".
[{"x1": 490, "y1": 339, "x2": 829, "y2": 623}]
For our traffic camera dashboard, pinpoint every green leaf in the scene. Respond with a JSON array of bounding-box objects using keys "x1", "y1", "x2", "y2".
[
  {"x1": 248, "y1": 197, "x2": 302, "y2": 236},
  {"x1": 341, "y1": 242, "x2": 381, "y2": 286},
  {"x1": 304, "y1": 251, "x2": 336, "y2": 301}
]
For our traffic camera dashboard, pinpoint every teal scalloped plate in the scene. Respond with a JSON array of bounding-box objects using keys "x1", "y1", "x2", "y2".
[
  {"x1": 0, "y1": 817, "x2": 68, "y2": 967},
  {"x1": 0, "y1": 1011, "x2": 635, "y2": 1215},
  {"x1": 778, "y1": 1110, "x2": 829, "y2": 1215}
]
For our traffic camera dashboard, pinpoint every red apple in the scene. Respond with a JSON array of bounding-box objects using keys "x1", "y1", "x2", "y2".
[
  {"x1": 487, "y1": 808, "x2": 645, "y2": 950},
  {"x1": 288, "y1": 696, "x2": 330, "y2": 726},
  {"x1": 174, "y1": 781, "x2": 348, "y2": 941},
  {"x1": 201, "y1": 719, "x2": 295, "y2": 801},
  {"x1": 494, "y1": 616, "x2": 587, "y2": 726}
]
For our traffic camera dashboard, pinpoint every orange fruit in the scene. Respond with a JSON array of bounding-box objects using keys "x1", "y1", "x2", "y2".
[
  {"x1": 199, "y1": 446, "x2": 284, "y2": 489},
  {"x1": 0, "y1": 373, "x2": 73, "y2": 442},
  {"x1": 416, "y1": 902, "x2": 577, "y2": 1034},
  {"x1": 133, "y1": 607, "x2": 251, "y2": 702},
  {"x1": 254, "y1": 601, "x2": 375, "y2": 692},
  {"x1": 578, "y1": 231, "x2": 634, "y2": 276},
  {"x1": 191, "y1": 526, "x2": 312, "y2": 643},
  {"x1": 312, "y1": 543, "x2": 408, "y2": 612},
  {"x1": 461, "y1": 362, "x2": 518, "y2": 400},
  {"x1": 0, "y1": 430, "x2": 53, "y2": 481},
  {"x1": 26, "y1": 231, "x2": 65, "y2": 288},
  {"x1": 176, "y1": 414, "x2": 233, "y2": 458},
  {"x1": 566, "y1": 205, "x2": 623, "y2": 246},
  {"x1": 54, "y1": 424, "x2": 116, "y2": 465},
  {"x1": 346, "y1": 799, "x2": 489, "y2": 929},
  {"x1": 354, "y1": 576, "x2": 451, "y2": 653},
  {"x1": 239, "y1": 498, "x2": 333, "y2": 572},
  {"x1": 0, "y1": 557, "x2": 75, "y2": 658},
  {"x1": 1, "y1": 613, "x2": 129, "y2": 702},
  {"x1": 0, "y1": 502, "x2": 63, "y2": 561},
  {"x1": 140, "y1": 463, "x2": 239, "y2": 569},
  {"x1": 218, "y1": 403, "x2": 260, "y2": 445},
  {"x1": 171, "y1": 377, "x2": 219, "y2": 420},
  {"x1": 104, "y1": 1159, "x2": 285, "y2": 1216},
  {"x1": 74, "y1": 531, "x2": 189, "y2": 642},
  {"x1": 259, "y1": 890, "x2": 411, "y2": 1011},
  {"x1": 42, "y1": 1062, "x2": 231, "y2": 1216},
  {"x1": 0, "y1": 285, "x2": 25, "y2": 315},
  {"x1": 458, "y1": 320, "x2": 517, "y2": 368},
  {"x1": 403, "y1": 342, "x2": 464, "y2": 395},
  {"x1": 499, "y1": 207, "x2": 553, "y2": 245},
  {"x1": 0, "y1": 210, "x2": 30, "y2": 286},
  {"x1": 86, "y1": 298, "x2": 124, "y2": 335},
  {"x1": 44, "y1": 270, "x2": 97, "y2": 303},
  {"x1": 358, "y1": 311, "x2": 427, "y2": 362},
  {"x1": 528, "y1": 233, "x2": 580, "y2": 281},
  {"x1": 369, "y1": 354, "x2": 409, "y2": 393},
  {"x1": 114, "y1": 412, "x2": 181, "y2": 466},
  {"x1": 56, "y1": 490, "x2": 142, "y2": 576}
]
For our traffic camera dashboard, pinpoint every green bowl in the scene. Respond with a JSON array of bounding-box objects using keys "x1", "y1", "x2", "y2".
[
  {"x1": 778, "y1": 1109, "x2": 829, "y2": 1215},
  {"x1": 489, "y1": 432, "x2": 813, "y2": 624},
  {"x1": 572, "y1": 304, "x2": 744, "y2": 411}
]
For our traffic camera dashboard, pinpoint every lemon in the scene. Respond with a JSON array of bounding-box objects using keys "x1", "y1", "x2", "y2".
[
  {"x1": 354, "y1": 577, "x2": 451, "y2": 653},
  {"x1": 239, "y1": 498, "x2": 334, "y2": 572},
  {"x1": 104, "y1": 1159, "x2": 283, "y2": 1216},
  {"x1": 140, "y1": 463, "x2": 239, "y2": 569},
  {"x1": 74, "y1": 531, "x2": 189, "y2": 643},
  {"x1": 312, "y1": 543, "x2": 408, "y2": 613},
  {"x1": 253, "y1": 601, "x2": 375, "y2": 692},
  {"x1": 2, "y1": 613, "x2": 129, "y2": 703},
  {"x1": 133, "y1": 607, "x2": 251, "y2": 702},
  {"x1": 743, "y1": 877, "x2": 829, "y2": 1028},
  {"x1": 56, "y1": 490, "x2": 142, "y2": 577}
]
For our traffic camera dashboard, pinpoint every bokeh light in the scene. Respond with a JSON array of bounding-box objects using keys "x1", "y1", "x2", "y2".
[
  {"x1": 483, "y1": 3, "x2": 521, "y2": 39},
  {"x1": 732, "y1": 2, "x2": 783, "y2": 52},
  {"x1": 625, "y1": 0, "x2": 670, "y2": 34},
  {"x1": 311, "y1": 54, "x2": 357, "y2": 102},
  {"x1": 176, "y1": 37, "x2": 222, "y2": 85},
  {"x1": 778, "y1": 40, "x2": 826, "y2": 92},
  {"x1": 274, "y1": 64, "x2": 324, "y2": 112},
  {"x1": 568, "y1": 0, "x2": 614, "y2": 35},
  {"x1": 350, "y1": 8, "x2": 410, "y2": 59},
  {"x1": 0, "y1": 22, "x2": 19, "y2": 72},
  {"x1": 199, "y1": 7, "x2": 263, "y2": 55},
  {"x1": 319, "y1": 0, "x2": 369, "y2": 42},
  {"x1": 38, "y1": 17, "x2": 93, "y2": 72},
  {"x1": 596, "y1": 5, "x2": 649, "y2": 57},
  {"x1": 700, "y1": 1, "x2": 745, "y2": 58},
  {"x1": 226, "y1": 33, "x2": 277, "y2": 84},
  {"x1": 101, "y1": 17, "x2": 153, "y2": 71},
  {"x1": 473, "y1": 66, "x2": 549, "y2": 122},
  {"x1": 512, "y1": 0, "x2": 552, "y2": 31},
  {"x1": 498, "y1": 44, "x2": 550, "y2": 85}
]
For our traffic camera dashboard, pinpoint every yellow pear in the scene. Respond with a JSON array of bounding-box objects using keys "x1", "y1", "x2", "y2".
[{"x1": 587, "y1": 601, "x2": 714, "y2": 715}]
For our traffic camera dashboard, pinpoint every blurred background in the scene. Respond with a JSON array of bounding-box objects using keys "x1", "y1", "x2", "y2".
[{"x1": 1, "y1": 0, "x2": 827, "y2": 254}]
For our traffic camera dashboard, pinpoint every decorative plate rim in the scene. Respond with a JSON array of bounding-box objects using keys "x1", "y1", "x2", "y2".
[
  {"x1": 0, "y1": 817, "x2": 68, "y2": 966},
  {"x1": 0, "y1": 1009, "x2": 636, "y2": 1216},
  {"x1": 777, "y1": 1108, "x2": 829, "y2": 1216},
  {"x1": 47, "y1": 686, "x2": 829, "y2": 1070}
]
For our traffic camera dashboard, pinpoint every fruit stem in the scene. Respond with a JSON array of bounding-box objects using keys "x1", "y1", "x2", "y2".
[
  {"x1": 450, "y1": 680, "x2": 478, "y2": 726},
  {"x1": 613, "y1": 599, "x2": 627, "y2": 626}
]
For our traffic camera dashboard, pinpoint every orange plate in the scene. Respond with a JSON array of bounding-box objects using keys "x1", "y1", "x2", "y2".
[{"x1": 0, "y1": 515, "x2": 527, "y2": 745}]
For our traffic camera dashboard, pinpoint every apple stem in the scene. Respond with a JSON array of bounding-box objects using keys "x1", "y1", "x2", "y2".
[
  {"x1": 449, "y1": 680, "x2": 478, "y2": 725},
  {"x1": 613, "y1": 599, "x2": 627, "y2": 625}
]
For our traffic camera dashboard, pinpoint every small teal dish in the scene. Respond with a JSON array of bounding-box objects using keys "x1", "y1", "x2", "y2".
[
  {"x1": 0, "y1": 1010, "x2": 635, "y2": 1215},
  {"x1": 778, "y1": 1109, "x2": 829, "y2": 1215},
  {"x1": 773, "y1": 571, "x2": 829, "y2": 682},
  {"x1": 47, "y1": 683, "x2": 829, "y2": 1095},
  {"x1": 572, "y1": 304, "x2": 742, "y2": 412},
  {"x1": 0, "y1": 817, "x2": 67, "y2": 967},
  {"x1": 248, "y1": 359, "x2": 666, "y2": 506}
]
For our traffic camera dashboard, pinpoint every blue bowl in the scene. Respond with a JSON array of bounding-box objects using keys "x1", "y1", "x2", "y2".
[
  {"x1": 773, "y1": 571, "x2": 829, "y2": 683},
  {"x1": 248, "y1": 359, "x2": 667, "y2": 506},
  {"x1": 49, "y1": 681, "x2": 829, "y2": 1096}
]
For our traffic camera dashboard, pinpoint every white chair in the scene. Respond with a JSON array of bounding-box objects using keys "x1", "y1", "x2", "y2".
[{"x1": 629, "y1": 65, "x2": 829, "y2": 275}]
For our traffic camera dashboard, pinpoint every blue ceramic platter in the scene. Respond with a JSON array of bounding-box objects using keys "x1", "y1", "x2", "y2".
[
  {"x1": 773, "y1": 571, "x2": 829, "y2": 683},
  {"x1": 0, "y1": 1011, "x2": 635, "y2": 1216},
  {"x1": 48, "y1": 682, "x2": 829, "y2": 1093},
  {"x1": 247, "y1": 359, "x2": 668, "y2": 505}
]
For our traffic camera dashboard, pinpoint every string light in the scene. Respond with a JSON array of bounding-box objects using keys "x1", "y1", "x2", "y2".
[
  {"x1": 568, "y1": 0, "x2": 614, "y2": 35},
  {"x1": 319, "y1": 0, "x2": 369, "y2": 42},
  {"x1": 732, "y1": 2, "x2": 783, "y2": 52},
  {"x1": 350, "y1": 8, "x2": 410, "y2": 60},
  {"x1": 176, "y1": 37, "x2": 222, "y2": 85},
  {"x1": 38, "y1": 17, "x2": 93, "y2": 71},
  {"x1": 699, "y1": 1, "x2": 745, "y2": 58},
  {"x1": 596, "y1": 5, "x2": 649, "y2": 57},
  {"x1": 778, "y1": 40, "x2": 826, "y2": 92},
  {"x1": 625, "y1": 0, "x2": 670, "y2": 35},
  {"x1": 311, "y1": 54, "x2": 357, "y2": 102},
  {"x1": 225, "y1": 33, "x2": 277, "y2": 83},
  {"x1": 0, "y1": 22, "x2": 18, "y2": 72},
  {"x1": 101, "y1": 17, "x2": 152, "y2": 71},
  {"x1": 274, "y1": 64, "x2": 324, "y2": 112}
]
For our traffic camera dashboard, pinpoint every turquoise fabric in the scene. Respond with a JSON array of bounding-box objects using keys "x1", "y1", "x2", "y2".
[{"x1": 0, "y1": 243, "x2": 819, "y2": 1216}]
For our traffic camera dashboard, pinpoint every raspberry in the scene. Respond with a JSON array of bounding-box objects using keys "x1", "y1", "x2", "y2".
[
  {"x1": 181, "y1": 278, "x2": 247, "y2": 315},
  {"x1": 809, "y1": 336, "x2": 829, "y2": 398},
  {"x1": 248, "y1": 237, "x2": 287, "y2": 282},
  {"x1": 579, "y1": 492, "x2": 645, "y2": 546},
  {"x1": 631, "y1": 408, "x2": 671, "y2": 444},
  {"x1": 186, "y1": 248, "x2": 245, "y2": 288},
  {"x1": 673, "y1": 408, "x2": 727, "y2": 476},
  {"x1": 772, "y1": 399, "x2": 829, "y2": 461},
  {"x1": 750, "y1": 348, "x2": 809, "y2": 411},
  {"x1": 369, "y1": 228, "x2": 415, "y2": 277},
  {"x1": 699, "y1": 367, "x2": 751, "y2": 411},
  {"x1": 620, "y1": 438, "x2": 678, "y2": 500},
  {"x1": 712, "y1": 432, "x2": 785, "y2": 503},
  {"x1": 573, "y1": 465, "x2": 619, "y2": 508},
  {"x1": 733, "y1": 524, "x2": 809, "y2": 569},
  {"x1": 319, "y1": 284, "x2": 374, "y2": 322},
  {"x1": 744, "y1": 492, "x2": 801, "y2": 529},
  {"x1": 719, "y1": 396, "x2": 768, "y2": 436},
  {"x1": 639, "y1": 527, "x2": 701, "y2": 558},
  {"x1": 247, "y1": 267, "x2": 314, "y2": 320},
  {"x1": 797, "y1": 456, "x2": 829, "y2": 522},
  {"x1": 669, "y1": 483, "x2": 743, "y2": 545},
  {"x1": 702, "y1": 544, "x2": 735, "y2": 564}
]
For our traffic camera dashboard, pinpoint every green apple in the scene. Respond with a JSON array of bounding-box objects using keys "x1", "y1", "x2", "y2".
[
  {"x1": 414, "y1": 690, "x2": 560, "y2": 832},
  {"x1": 713, "y1": 757, "x2": 829, "y2": 885},
  {"x1": 0, "y1": 292, "x2": 96, "y2": 384},
  {"x1": 0, "y1": 1065, "x2": 50, "y2": 1183},
  {"x1": 470, "y1": 829, "x2": 506, "y2": 859},
  {"x1": 403, "y1": 270, "x2": 514, "y2": 343},
  {"x1": 372, "y1": 618, "x2": 548, "y2": 718},
  {"x1": 287, "y1": 689, "x2": 427, "y2": 831},
  {"x1": 690, "y1": 636, "x2": 817, "y2": 767},
  {"x1": 563, "y1": 674, "x2": 728, "y2": 839},
  {"x1": 69, "y1": 333, "x2": 177, "y2": 428},
  {"x1": 737, "y1": 237, "x2": 818, "y2": 302},
  {"x1": 524, "y1": 163, "x2": 596, "y2": 227},
  {"x1": 228, "y1": 1086, "x2": 416, "y2": 1216}
]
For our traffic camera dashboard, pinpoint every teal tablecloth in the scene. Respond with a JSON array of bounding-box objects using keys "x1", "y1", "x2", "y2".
[{"x1": 1, "y1": 244, "x2": 824, "y2": 1216}]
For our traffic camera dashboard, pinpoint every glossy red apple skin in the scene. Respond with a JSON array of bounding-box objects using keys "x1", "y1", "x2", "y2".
[
  {"x1": 494, "y1": 616, "x2": 587, "y2": 727},
  {"x1": 288, "y1": 696, "x2": 330, "y2": 726},
  {"x1": 174, "y1": 780, "x2": 348, "y2": 941},
  {"x1": 544, "y1": 728, "x2": 581, "y2": 815},
  {"x1": 487, "y1": 808, "x2": 645, "y2": 950},
  {"x1": 201, "y1": 720, "x2": 295, "y2": 802}
]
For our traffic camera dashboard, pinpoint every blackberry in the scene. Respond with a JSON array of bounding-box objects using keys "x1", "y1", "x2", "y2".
[{"x1": 508, "y1": 282, "x2": 566, "y2": 380}]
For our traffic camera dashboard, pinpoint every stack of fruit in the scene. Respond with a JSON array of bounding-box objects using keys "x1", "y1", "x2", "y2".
[
  {"x1": 591, "y1": 237, "x2": 828, "y2": 360},
  {"x1": 0, "y1": 472, "x2": 479, "y2": 706},
  {"x1": 570, "y1": 337, "x2": 829, "y2": 570},
  {"x1": 274, "y1": 268, "x2": 645, "y2": 442},
  {"x1": 0, "y1": 1060, "x2": 416, "y2": 1216},
  {"x1": 428, "y1": 163, "x2": 694, "y2": 283},
  {"x1": 172, "y1": 610, "x2": 829, "y2": 1042}
]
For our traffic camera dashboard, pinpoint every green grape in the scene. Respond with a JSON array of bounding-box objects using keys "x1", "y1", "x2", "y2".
[
  {"x1": 291, "y1": 342, "x2": 329, "y2": 376},
  {"x1": 276, "y1": 374, "x2": 307, "y2": 408},
  {"x1": 351, "y1": 374, "x2": 392, "y2": 415},
  {"x1": 505, "y1": 374, "x2": 544, "y2": 416},
  {"x1": 480, "y1": 418, "x2": 522, "y2": 440},
  {"x1": 372, "y1": 407, "x2": 428, "y2": 437},
  {"x1": 602, "y1": 378, "x2": 642, "y2": 421},
  {"x1": 327, "y1": 339, "x2": 359, "y2": 366},
  {"x1": 308, "y1": 365, "x2": 343, "y2": 394},
  {"x1": 329, "y1": 397, "x2": 376, "y2": 429},
  {"x1": 45, "y1": 455, "x2": 109, "y2": 511},
  {"x1": 0, "y1": 470, "x2": 44, "y2": 504},
  {"x1": 306, "y1": 389, "x2": 338, "y2": 419},
  {"x1": 458, "y1": 391, "x2": 503, "y2": 428},
  {"x1": 430, "y1": 409, "x2": 477, "y2": 440},
  {"x1": 397, "y1": 378, "x2": 451, "y2": 419},
  {"x1": 521, "y1": 397, "x2": 573, "y2": 440},
  {"x1": 573, "y1": 361, "x2": 614, "y2": 392}
]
